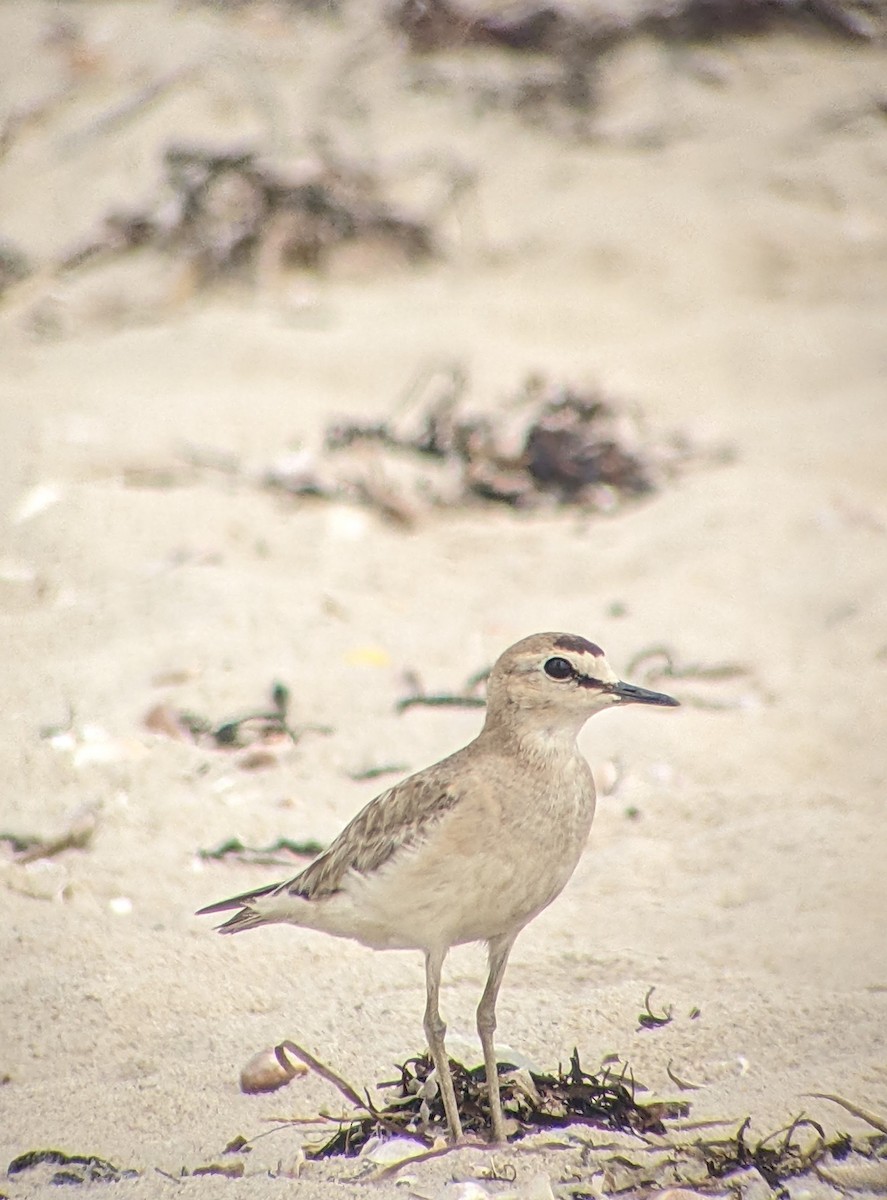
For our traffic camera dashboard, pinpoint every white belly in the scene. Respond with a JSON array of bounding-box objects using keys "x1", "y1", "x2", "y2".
[{"x1": 284, "y1": 768, "x2": 596, "y2": 952}]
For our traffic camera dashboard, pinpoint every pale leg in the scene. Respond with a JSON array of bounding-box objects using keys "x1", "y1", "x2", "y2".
[
  {"x1": 477, "y1": 932, "x2": 517, "y2": 1144},
  {"x1": 423, "y1": 948, "x2": 463, "y2": 1141}
]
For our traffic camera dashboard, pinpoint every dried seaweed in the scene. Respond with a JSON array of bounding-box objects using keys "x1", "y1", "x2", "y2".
[
  {"x1": 56, "y1": 143, "x2": 437, "y2": 288},
  {"x1": 197, "y1": 836, "x2": 325, "y2": 866},
  {"x1": 393, "y1": 0, "x2": 880, "y2": 60},
  {"x1": 637, "y1": 986, "x2": 674, "y2": 1030},
  {"x1": 274, "y1": 1044, "x2": 682, "y2": 1158},
  {"x1": 805, "y1": 1092, "x2": 887, "y2": 1135},
  {"x1": 393, "y1": 0, "x2": 881, "y2": 127},
  {"x1": 347, "y1": 763, "x2": 409, "y2": 781},
  {"x1": 699, "y1": 1114, "x2": 838, "y2": 1187},
  {"x1": 666, "y1": 1059, "x2": 705, "y2": 1090},
  {"x1": 267, "y1": 370, "x2": 696, "y2": 523},
  {"x1": 626, "y1": 643, "x2": 766, "y2": 710},
  {"x1": 190, "y1": 1161, "x2": 245, "y2": 1178},
  {"x1": 396, "y1": 666, "x2": 489, "y2": 712},
  {"x1": 569, "y1": 1120, "x2": 883, "y2": 1197},
  {"x1": 145, "y1": 680, "x2": 331, "y2": 752},
  {"x1": 0, "y1": 805, "x2": 98, "y2": 864},
  {"x1": 7, "y1": 1149, "x2": 138, "y2": 1185}
]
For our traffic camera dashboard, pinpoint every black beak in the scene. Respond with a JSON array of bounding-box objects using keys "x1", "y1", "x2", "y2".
[{"x1": 611, "y1": 680, "x2": 680, "y2": 707}]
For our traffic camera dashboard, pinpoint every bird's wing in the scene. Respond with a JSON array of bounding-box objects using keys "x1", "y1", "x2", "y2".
[
  {"x1": 287, "y1": 769, "x2": 461, "y2": 899},
  {"x1": 196, "y1": 763, "x2": 463, "y2": 922}
]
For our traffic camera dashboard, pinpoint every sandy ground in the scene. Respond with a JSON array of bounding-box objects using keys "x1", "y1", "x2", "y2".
[{"x1": 2, "y1": 3, "x2": 887, "y2": 1197}]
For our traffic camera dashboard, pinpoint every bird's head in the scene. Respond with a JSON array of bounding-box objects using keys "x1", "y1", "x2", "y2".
[{"x1": 483, "y1": 632, "x2": 679, "y2": 740}]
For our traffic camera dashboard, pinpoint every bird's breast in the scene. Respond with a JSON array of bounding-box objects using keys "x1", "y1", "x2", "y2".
[{"x1": 341, "y1": 755, "x2": 596, "y2": 950}]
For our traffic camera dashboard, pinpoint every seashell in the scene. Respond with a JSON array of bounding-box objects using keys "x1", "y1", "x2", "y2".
[
  {"x1": 359, "y1": 1135, "x2": 427, "y2": 1166},
  {"x1": 239, "y1": 1047, "x2": 306, "y2": 1094}
]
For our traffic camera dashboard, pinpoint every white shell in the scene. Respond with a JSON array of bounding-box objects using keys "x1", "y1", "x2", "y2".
[{"x1": 239, "y1": 1047, "x2": 306, "y2": 1094}]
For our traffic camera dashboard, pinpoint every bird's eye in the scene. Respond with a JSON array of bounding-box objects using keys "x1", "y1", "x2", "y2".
[{"x1": 544, "y1": 657, "x2": 574, "y2": 680}]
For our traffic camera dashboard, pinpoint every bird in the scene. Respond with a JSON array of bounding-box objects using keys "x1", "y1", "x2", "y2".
[{"x1": 197, "y1": 632, "x2": 679, "y2": 1144}]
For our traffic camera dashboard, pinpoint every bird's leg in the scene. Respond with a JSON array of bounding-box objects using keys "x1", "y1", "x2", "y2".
[
  {"x1": 423, "y1": 948, "x2": 463, "y2": 1142},
  {"x1": 477, "y1": 932, "x2": 517, "y2": 1145}
]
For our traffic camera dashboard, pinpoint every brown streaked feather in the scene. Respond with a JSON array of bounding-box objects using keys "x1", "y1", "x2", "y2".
[
  {"x1": 196, "y1": 766, "x2": 463, "y2": 932},
  {"x1": 287, "y1": 772, "x2": 461, "y2": 899},
  {"x1": 214, "y1": 906, "x2": 278, "y2": 933}
]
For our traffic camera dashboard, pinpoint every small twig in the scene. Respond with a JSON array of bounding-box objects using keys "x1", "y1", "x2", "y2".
[
  {"x1": 369, "y1": 1137, "x2": 489, "y2": 1182},
  {"x1": 60, "y1": 64, "x2": 198, "y2": 152},
  {"x1": 805, "y1": 1092, "x2": 887, "y2": 1135},
  {"x1": 755, "y1": 1114, "x2": 824, "y2": 1159},
  {"x1": 177, "y1": 682, "x2": 331, "y2": 749},
  {"x1": 666, "y1": 1060, "x2": 704, "y2": 1091},
  {"x1": 396, "y1": 663, "x2": 489, "y2": 713},
  {"x1": 671, "y1": 1116, "x2": 742, "y2": 1130},
  {"x1": 263, "y1": 1114, "x2": 349, "y2": 1128},
  {"x1": 397, "y1": 693, "x2": 486, "y2": 713},
  {"x1": 3, "y1": 805, "x2": 99, "y2": 864},
  {"x1": 626, "y1": 643, "x2": 748, "y2": 683},
  {"x1": 735, "y1": 1115, "x2": 752, "y2": 1164},
  {"x1": 637, "y1": 986, "x2": 673, "y2": 1030},
  {"x1": 347, "y1": 763, "x2": 408, "y2": 782},
  {"x1": 197, "y1": 837, "x2": 325, "y2": 865},
  {"x1": 275, "y1": 1041, "x2": 375, "y2": 1116}
]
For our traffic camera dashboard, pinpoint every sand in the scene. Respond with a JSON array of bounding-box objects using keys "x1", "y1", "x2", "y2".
[{"x1": 1, "y1": 3, "x2": 886, "y2": 1197}]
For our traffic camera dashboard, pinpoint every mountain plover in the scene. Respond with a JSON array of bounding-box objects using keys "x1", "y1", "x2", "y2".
[{"x1": 198, "y1": 632, "x2": 679, "y2": 1143}]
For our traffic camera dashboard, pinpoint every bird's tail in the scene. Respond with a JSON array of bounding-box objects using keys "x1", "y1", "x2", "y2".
[{"x1": 196, "y1": 881, "x2": 282, "y2": 934}]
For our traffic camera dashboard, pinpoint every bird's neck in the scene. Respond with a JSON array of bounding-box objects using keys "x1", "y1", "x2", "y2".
[{"x1": 480, "y1": 706, "x2": 585, "y2": 766}]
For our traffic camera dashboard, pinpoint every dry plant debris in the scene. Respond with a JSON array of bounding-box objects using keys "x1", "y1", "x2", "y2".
[
  {"x1": 397, "y1": 664, "x2": 490, "y2": 712},
  {"x1": 8, "y1": 1095, "x2": 885, "y2": 1191},
  {"x1": 0, "y1": 805, "x2": 98, "y2": 864},
  {"x1": 57, "y1": 143, "x2": 436, "y2": 289},
  {"x1": 626, "y1": 645, "x2": 767, "y2": 710},
  {"x1": 6, "y1": 1148, "x2": 137, "y2": 1186},
  {"x1": 347, "y1": 762, "x2": 410, "y2": 781},
  {"x1": 571, "y1": 1122, "x2": 886, "y2": 1197},
  {"x1": 145, "y1": 680, "x2": 331, "y2": 763},
  {"x1": 250, "y1": 1043, "x2": 887, "y2": 1191},
  {"x1": 637, "y1": 986, "x2": 675, "y2": 1030},
  {"x1": 273, "y1": 1042, "x2": 684, "y2": 1158},
  {"x1": 266, "y1": 367, "x2": 699, "y2": 525},
  {"x1": 394, "y1": 0, "x2": 881, "y2": 58},
  {"x1": 197, "y1": 836, "x2": 325, "y2": 867},
  {"x1": 393, "y1": 0, "x2": 883, "y2": 126}
]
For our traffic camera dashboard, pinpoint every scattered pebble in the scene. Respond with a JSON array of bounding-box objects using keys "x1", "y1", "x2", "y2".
[
  {"x1": 11, "y1": 483, "x2": 62, "y2": 524},
  {"x1": 443, "y1": 1185, "x2": 492, "y2": 1200},
  {"x1": 359, "y1": 1135, "x2": 428, "y2": 1166}
]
